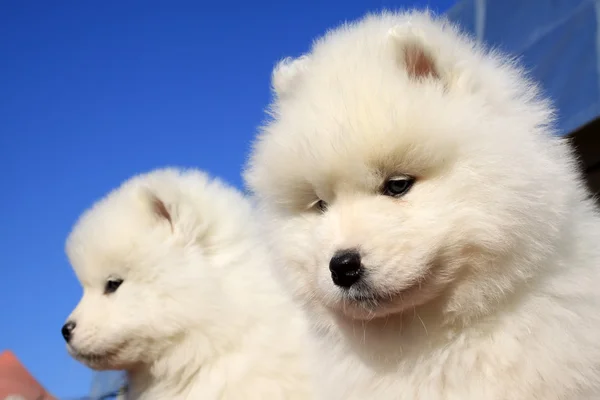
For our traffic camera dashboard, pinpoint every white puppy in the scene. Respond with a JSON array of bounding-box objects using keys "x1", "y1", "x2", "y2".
[
  {"x1": 62, "y1": 168, "x2": 312, "y2": 399},
  {"x1": 245, "y1": 10, "x2": 600, "y2": 400}
]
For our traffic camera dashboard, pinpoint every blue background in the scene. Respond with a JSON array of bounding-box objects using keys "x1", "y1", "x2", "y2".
[
  {"x1": 448, "y1": 0, "x2": 600, "y2": 136},
  {"x1": 0, "y1": 0, "x2": 456, "y2": 397}
]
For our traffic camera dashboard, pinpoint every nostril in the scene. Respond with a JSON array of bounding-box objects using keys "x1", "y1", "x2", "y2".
[
  {"x1": 329, "y1": 249, "x2": 363, "y2": 288},
  {"x1": 62, "y1": 321, "x2": 76, "y2": 342}
]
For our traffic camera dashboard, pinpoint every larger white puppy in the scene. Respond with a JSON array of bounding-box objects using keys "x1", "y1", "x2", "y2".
[
  {"x1": 62, "y1": 168, "x2": 311, "y2": 399},
  {"x1": 245, "y1": 10, "x2": 600, "y2": 400}
]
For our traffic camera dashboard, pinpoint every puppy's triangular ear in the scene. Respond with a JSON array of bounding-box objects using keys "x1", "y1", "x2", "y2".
[
  {"x1": 150, "y1": 194, "x2": 172, "y2": 228},
  {"x1": 390, "y1": 27, "x2": 440, "y2": 81},
  {"x1": 403, "y1": 41, "x2": 438, "y2": 80},
  {"x1": 271, "y1": 55, "x2": 310, "y2": 98},
  {"x1": 140, "y1": 188, "x2": 173, "y2": 231}
]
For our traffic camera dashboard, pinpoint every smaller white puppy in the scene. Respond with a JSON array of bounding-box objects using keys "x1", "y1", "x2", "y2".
[{"x1": 62, "y1": 168, "x2": 311, "y2": 400}]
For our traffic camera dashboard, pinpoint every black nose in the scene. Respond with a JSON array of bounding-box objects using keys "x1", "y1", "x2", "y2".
[
  {"x1": 62, "y1": 321, "x2": 76, "y2": 342},
  {"x1": 329, "y1": 249, "x2": 363, "y2": 288}
]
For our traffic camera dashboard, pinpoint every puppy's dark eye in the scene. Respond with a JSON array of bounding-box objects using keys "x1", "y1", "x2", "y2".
[
  {"x1": 316, "y1": 200, "x2": 328, "y2": 212},
  {"x1": 104, "y1": 278, "x2": 123, "y2": 295},
  {"x1": 382, "y1": 176, "x2": 415, "y2": 197},
  {"x1": 309, "y1": 199, "x2": 328, "y2": 213}
]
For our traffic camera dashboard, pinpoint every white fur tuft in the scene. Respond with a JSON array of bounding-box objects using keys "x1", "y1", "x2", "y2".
[{"x1": 271, "y1": 55, "x2": 311, "y2": 97}]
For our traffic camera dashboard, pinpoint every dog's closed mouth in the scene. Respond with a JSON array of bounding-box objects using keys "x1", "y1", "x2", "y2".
[
  {"x1": 333, "y1": 271, "x2": 436, "y2": 319},
  {"x1": 77, "y1": 352, "x2": 104, "y2": 361},
  {"x1": 344, "y1": 278, "x2": 425, "y2": 305},
  {"x1": 68, "y1": 345, "x2": 118, "y2": 364},
  {"x1": 345, "y1": 289, "x2": 404, "y2": 306},
  {"x1": 72, "y1": 349, "x2": 108, "y2": 363}
]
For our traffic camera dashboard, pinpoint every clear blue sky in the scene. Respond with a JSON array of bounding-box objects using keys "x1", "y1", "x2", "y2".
[{"x1": 0, "y1": 1, "x2": 456, "y2": 397}]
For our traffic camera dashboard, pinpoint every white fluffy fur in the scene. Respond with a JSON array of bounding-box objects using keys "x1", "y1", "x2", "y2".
[
  {"x1": 64, "y1": 168, "x2": 312, "y2": 399},
  {"x1": 245, "y1": 10, "x2": 600, "y2": 400}
]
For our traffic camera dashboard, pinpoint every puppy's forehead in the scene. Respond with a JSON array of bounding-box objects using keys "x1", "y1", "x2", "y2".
[
  {"x1": 68, "y1": 246, "x2": 124, "y2": 286},
  {"x1": 266, "y1": 81, "x2": 459, "y2": 182},
  {"x1": 66, "y1": 193, "x2": 154, "y2": 284},
  {"x1": 269, "y1": 50, "x2": 463, "y2": 174},
  {"x1": 67, "y1": 229, "x2": 136, "y2": 287}
]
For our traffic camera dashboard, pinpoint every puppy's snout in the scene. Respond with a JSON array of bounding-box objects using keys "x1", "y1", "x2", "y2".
[
  {"x1": 329, "y1": 249, "x2": 363, "y2": 288},
  {"x1": 62, "y1": 321, "x2": 76, "y2": 343}
]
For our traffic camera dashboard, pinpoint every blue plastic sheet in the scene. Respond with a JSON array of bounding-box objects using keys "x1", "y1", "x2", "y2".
[{"x1": 447, "y1": 0, "x2": 600, "y2": 136}]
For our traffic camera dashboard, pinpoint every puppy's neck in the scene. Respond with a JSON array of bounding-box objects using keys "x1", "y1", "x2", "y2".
[
  {"x1": 125, "y1": 309, "x2": 277, "y2": 399},
  {"x1": 125, "y1": 333, "x2": 220, "y2": 396},
  {"x1": 125, "y1": 330, "x2": 222, "y2": 399}
]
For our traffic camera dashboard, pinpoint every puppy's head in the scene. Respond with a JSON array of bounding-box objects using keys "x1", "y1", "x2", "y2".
[
  {"x1": 63, "y1": 168, "x2": 250, "y2": 370},
  {"x1": 246, "y1": 11, "x2": 577, "y2": 321}
]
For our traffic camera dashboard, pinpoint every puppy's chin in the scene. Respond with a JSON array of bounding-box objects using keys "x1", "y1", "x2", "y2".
[
  {"x1": 68, "y1": 343, "x2": 136, "y2": 371},
  {"x1": 325, "y1": 275, "x2": 441, "y2": 321}
]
